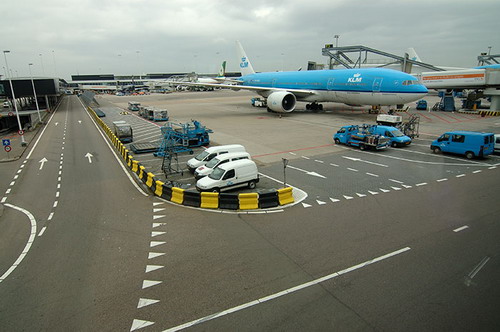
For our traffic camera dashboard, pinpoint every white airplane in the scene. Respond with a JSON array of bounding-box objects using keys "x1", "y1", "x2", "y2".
[{"x1": 180, "y1": 41, "x2": 428, "y2": 113}]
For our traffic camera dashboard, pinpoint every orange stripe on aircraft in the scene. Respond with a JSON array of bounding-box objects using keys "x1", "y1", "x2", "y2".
[{"x1": 423, "y1": 73, "x2": 485, "y2": 81}]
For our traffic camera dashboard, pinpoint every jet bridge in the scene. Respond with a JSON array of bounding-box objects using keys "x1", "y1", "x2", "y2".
[{"x1": 322, "y1": 45, "x2": 445, "y2": 73}]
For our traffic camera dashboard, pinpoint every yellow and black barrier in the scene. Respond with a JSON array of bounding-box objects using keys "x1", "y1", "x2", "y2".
[
  {"x1": 277, "y1": 187, "x2": 294, "y2": 205},
  {"x1": 479, "y1": 110, "x2": 500, "y2": 116},
  {"x1": 239, "y1": 193, "x2": 259, "y2": 210}
]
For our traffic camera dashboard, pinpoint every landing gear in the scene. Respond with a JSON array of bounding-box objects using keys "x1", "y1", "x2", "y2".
[{"x1": 306, "y1": 102, "x2": 323, "y2": 111}]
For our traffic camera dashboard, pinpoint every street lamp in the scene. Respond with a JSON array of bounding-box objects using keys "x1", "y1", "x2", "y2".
[
  {"x1": 3, "y1": 50, "x2": 26, "y2": 146},
  {"x1": 29, "y1": 63, "x2": 42, "y2": 123}
]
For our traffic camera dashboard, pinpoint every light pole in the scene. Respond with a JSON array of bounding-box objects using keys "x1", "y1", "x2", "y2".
[
  {"x1": 29, "y1": 63, "x2": 42, "y2": 123},
  {"x1": 3, "y1": 50, "x2": 26, "y2": 146},
  {"x1": 334, "y1": 34, "x2": 340, "y2": 48},
  {"x1": 39, "y1": 53, "x2": 45, "y2": 75}
]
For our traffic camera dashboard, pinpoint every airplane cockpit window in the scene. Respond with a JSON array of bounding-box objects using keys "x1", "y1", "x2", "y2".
[{"x1": 402, "y1": 80, "x2": 420, "y2": 86}]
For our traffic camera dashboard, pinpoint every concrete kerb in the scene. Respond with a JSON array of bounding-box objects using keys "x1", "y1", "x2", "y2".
[{"x1": 86, "y1": 104, "x2": 298, "y2": 212}]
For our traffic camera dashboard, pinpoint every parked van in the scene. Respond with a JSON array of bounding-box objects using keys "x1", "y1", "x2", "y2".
[
  {"x1": 369, "y1": 125, "x2": 411, "y2": 147},
  {"x1": 196, "y1": 159, "x2": 259, "y2": 192},
  {"x1": 194, "y1": 152, "x2": 251, "y2": 179},
  {"x1": 495, "y1": 134, "x2": 500, "y2": 154},
  {"x1": 430, "y1": 131, "x2": 495, "y2": 159},
  {"x1": 187, "y1": 144, "x2": 246, "y2": 172}
]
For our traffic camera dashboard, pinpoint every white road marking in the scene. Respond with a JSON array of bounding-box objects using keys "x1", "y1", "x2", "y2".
[
  {"x1": 287, "y1": 165, "x2": 326, "y2": 178},
  {"x1": 0, "y1": 204, "x2": 37, "y2": 283},
  {"x1": 402, "y1": 184, "x2": 412, "y2": 189},
  {"x1": 53, "y1": 201, "x2": 58, "y2": 208},
  {"x1": 316, "y1": 200, "x2": 326, "y2": 205},
  {"x1": 466, "y1": 256, "x2": 490, "y2": 285},
  {"x1": 137, "y1": 298, "x2": 160, "y2": 309},
  {"x1": 437, "y1": 178, "x2": 448, "y2": 182},
  {"x1": 456, "y1": 174, "x2": 466, "y2": 178},
  {"x1": 162, "y1": 247, "x2": 411, "y2": 332},
  {"x1": 302, "y1": 202, "x2": 312, "y2": 208},
  {"x1": 145, "y1": 265, "x2": 164, "y2": 273},
  {"x1": 153, "y1": 202, "x2": 163, "y2": 206},
  {"x1": 330, "y1": 163, "x2": 339, "y2": 167},
  {"x1": 150, "y1": 241, "x2": 166, "y2": 247},
  {"x1": 301, "y1": 156, "x2": 310, "y2": 160},
  {"x1": 329, "y1": 198, "x2": 340, "y2": 203},
  {"x1": 347, "y1": 168, "x2": 358, "y2": 172},
  {"x1": 416, "y1": 183, "x2": 427, "y2": 186},
  {"x1": 368, "y1": 191, "x2": 379, "y2": 195},
  {"x1": 314, "y1": 160, "x2": 324, "y2": 164},
  {"x1": 342, "y1": 156, "x2": 389, "y2": 167},
  {"x1": 343, "y1": 195, "x2": 353, "y2": 200},
  {"x1": 38, "y1": 226, "x2": 47, "y2": 237},
  {"x1": 391, "y1": 186, "x2": 402, "y2": 191},
  {"x1": 1, "y1": 197, "x2": 6, "y2": 203},
  {"x1": 366, "y1": 172, "x2": 379, "y2": 177},
  {"x1": 472, "y1": 170, "x2": 482, "y2": 174},
  {"x1": 153, "y1": 208, "x2": 165, "y2": 213},
  {"x1": 151, "y1": 231, "x2": 166, "y2": 237},
  {"x1": 153, "y1": 215, "x2": 166, "y2": 220},
  {"x1": 389, "y1": 179, "x2": 404, "y2": 184},
  {"x1": 379, "y1": 188, "x2": 390, "y2": 193},
  {"x1": 131, "y1": 319, "x2": 155, "y2": 331},
  {"x1": 48, "y1": 212, "x2": 54, "y2": 221},
  {"x1": 142, "y1": 280, "x2": 162, "y2": 289},
  {"x1": 148, "y1": 252, "x2": 165, "y2": 259},
  {"x1": 453, "y1": 225, "x2": 469, "y2": 232},
  {"x1": 356, "y1": 193, "x2": 366, "y2": 197}
]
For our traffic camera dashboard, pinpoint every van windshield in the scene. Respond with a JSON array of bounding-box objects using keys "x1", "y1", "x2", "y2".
[
  {"x1": 195, "y1": 151, "x2": 209, "y2": 161},
  {"x1": 391, "y1": 129, "x2": 405, "y2": 137},
  {"x1": 205, "y1": 157, "x2": 221, "y2": 168},
  {"x1": 209, "y1": 167, "x2": 224, "y2": 180}
]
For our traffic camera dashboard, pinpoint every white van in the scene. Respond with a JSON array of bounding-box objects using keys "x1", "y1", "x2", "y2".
[
  {"x1": 187, "y1": 144, "x2": 246, "y2": 172},
  {"x1": 196, "y1": 159, "x2": 259, "y2": 192},
  {"x1": 194, "y1": 151, "x2": 251, "y2": 180}
]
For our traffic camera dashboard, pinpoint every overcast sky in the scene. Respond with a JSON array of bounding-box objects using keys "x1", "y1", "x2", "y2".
[{"x1": 1, "y1": 0, "x2": 499, "y2": 80}]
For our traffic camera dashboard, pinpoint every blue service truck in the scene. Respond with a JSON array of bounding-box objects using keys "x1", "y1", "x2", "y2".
[{"x1": 334, "y1": 125, "x2": 390, "y2": 150}]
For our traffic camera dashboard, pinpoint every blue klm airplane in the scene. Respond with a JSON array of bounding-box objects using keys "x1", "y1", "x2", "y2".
[{"x1": 187, "y1": 41, "x2": 428, "y2": 113}]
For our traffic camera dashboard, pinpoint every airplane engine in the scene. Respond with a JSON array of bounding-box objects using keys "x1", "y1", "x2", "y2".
[{"x1": 267, "y1": 91, "x2": 296, "y2": 113}]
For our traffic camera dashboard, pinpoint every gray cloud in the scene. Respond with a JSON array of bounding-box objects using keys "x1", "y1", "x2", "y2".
[{"x1": 1, "y1": 0, "x2": 498, "y2": 80}]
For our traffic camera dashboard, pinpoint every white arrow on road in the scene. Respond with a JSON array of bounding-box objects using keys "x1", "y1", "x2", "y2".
[
  {"x1": 287, "y1": 165, "x2": 326, "y2": 178},
  {"x1": 85, "y1": 153, "x2": 94, "y2": 163},
  {"x1": 342, "y1": 156, "x2": 388, "y2": 167},
  {"x1": 39, "y1": 157, "x2": 48, "y2": 170}
]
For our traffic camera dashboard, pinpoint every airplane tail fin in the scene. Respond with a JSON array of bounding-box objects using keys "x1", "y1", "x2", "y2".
[
  {"x1": 217, "y1": 61, "x2": 227, "y2": 78},
  {"x1": 406, "y1": 48, "x2": 422, "y2": 62},
  {"x1": 236, "y1": 40, "x2": 255, "y2": 76}
]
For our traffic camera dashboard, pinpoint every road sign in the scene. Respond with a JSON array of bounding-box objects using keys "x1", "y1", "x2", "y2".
[
  {"x1": 2, "y1": 139, "x2": 10, "y2": 146},
  {"x1": 4, "y1": 145, "x2": 12, "y2": 152},
  {"x1": 18, "y1": 130, "x2": 25, "y2": 136}
]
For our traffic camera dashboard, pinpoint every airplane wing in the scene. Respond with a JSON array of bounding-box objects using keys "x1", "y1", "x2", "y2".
[{"x1": 177, "y1": 81, "x2": 317, "y2": 98}]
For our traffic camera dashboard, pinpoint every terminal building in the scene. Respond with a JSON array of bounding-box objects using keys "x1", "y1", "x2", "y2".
[{"x1": 0, "y1": 77, "x2": 65, "y2": 132}]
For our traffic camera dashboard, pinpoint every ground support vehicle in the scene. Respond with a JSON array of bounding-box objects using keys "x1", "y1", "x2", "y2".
[
  {"x1": 376, "y1": 114, "x2": 402, "y2": 126},
  {"x1": 369, "y1": 125, "x2": 412, "y2": 147},
  {"x1": 196, "y1": 159, "x2": 259, "y2": 192},
  {"x1": 251, "y1": 97, "x2": 267, "y2": 107},
  {"x1": 431, "y1": 131, "x2": 495, "y2": 159},
  {"x1": 152, "y1": 109, "x2": 169, "y2": 121},
  {"x1": 154, "y1": 120, "x2": 212, "y2": 158},
  {"x1": 112, "y1": 121, "x2": 133, "y2": 143},
  {"x1": 334, "y1": 124, "x2": 390, "y2": 150},
  {"x1": 128, "y1": 101, "x2": 140, "y2": 111}
]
